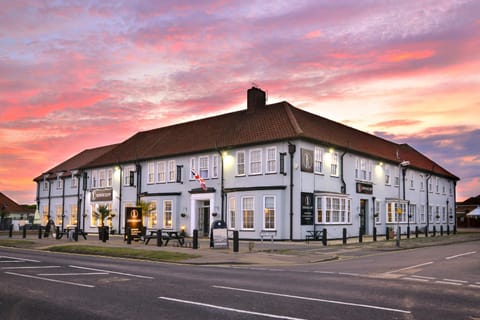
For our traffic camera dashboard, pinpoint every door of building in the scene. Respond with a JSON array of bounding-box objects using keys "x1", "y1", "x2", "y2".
[
  {"x1": 198, "y1": 200, "x2": 210, "y2": 237},
  {"x1": 360, "y1": 199, "x2": 367, "y2": 235}
]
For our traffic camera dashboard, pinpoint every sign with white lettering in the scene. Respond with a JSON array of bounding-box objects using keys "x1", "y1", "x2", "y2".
[
  {"x1": 91, "y1": 188, "x2": 113, "y2": 202},
  {"x1": 356, "y1": 182, "x2": 373, "y2": 194}
]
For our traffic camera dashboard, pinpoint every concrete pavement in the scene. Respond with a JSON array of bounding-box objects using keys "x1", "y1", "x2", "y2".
[{"x1": 1, "y1": 228, "x2": 479, "y2": 266}]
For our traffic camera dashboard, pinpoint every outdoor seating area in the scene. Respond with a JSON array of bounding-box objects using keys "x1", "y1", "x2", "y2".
[{"x1": 143, "y1": 229, "x2": 185, "y2": 247}]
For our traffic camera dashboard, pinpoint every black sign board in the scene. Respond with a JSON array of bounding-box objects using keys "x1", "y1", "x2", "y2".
[
  {"x1": 356, "y1": 182, "x2": 373, "y2": 194},
  {"x1": 91, "y1": 188, "x2": 113, "y2": 202},
  {"x1": 125, "y1": 207, "x2": 143, "y2": 236},
  {"x1": 300, "y1": 192, "x2": 314, "y2": 225}
]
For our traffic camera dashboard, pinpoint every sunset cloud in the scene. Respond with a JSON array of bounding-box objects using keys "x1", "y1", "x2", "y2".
[{"x1": 1, "y1": 0, "x2": 479, "y2": 203}]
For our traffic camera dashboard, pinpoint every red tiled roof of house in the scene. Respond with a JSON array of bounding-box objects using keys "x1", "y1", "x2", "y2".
[
  {"x1": 34, "y1": 144, "x2": 118, "y2": 181},
  {"x1": 0, "y1": 192, "x2": 34, "y2": 214},
  {"x1": 83, "y1": 98, "x2": 458, "y2": 180}
]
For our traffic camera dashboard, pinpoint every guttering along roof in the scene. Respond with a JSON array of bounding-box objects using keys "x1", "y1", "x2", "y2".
[{"x1": 82, "y1": 100, "x2": 459, "y2": 181}]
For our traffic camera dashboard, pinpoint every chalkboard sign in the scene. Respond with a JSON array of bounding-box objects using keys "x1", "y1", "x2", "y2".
[{"x1": 125, "y1": 207, "x2": 143, "y2": 237}]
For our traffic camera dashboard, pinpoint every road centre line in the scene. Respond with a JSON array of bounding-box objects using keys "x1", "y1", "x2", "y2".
[
  {"x1": 445, "y1": 251, "x2": 476, "y2": 260},
  {"x1": 402, "y1": 277, "x2": 429, "y2": 282},
  {"x1": 37, "y1": 272, "x2": 109, "y2": 276},
  {"x1": 1, "y1": 266, "x2": 61, "y2": 270},
  {"x1": 212, "y1": 285, "x2": 411, "y2": 314},
  {"x1": 5, "y1": 272, "x2": 94, "y2": 288},
  {"x1": 442, "y1": 278, "x2": 468, "y2": 283},
  {"x1": 69, "y1": 265, "x2": 154, "y2": 279},
  {"x1": 386, "y1": 262, "x2": 433, "y2": 274},
  {"x1": 410, "y1": 275, "x2": 436, "y2": 280},
  {"x1": 0, "y1": 256, "x2": 39, "y2": 262},
  {"x1": 159, "y1": 296, "x2": 306, "y2": 320},
  {"x1": 434, "y1": 280, "x2": 462, "y2": 286},
  {"x1": 469, "y1": 285, "x2": 480, "y2": 289}
]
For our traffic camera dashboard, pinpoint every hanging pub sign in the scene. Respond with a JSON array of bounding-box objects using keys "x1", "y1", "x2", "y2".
[
  {"x1": 125, "y1": 207, "x2": 143, "y2": 237},
  {"x1": 300, "y1": 192, "x2": 314, "y2": 225},
  {"x1": 300, "y1": 148, "x2": 314, "y2": 173},
  {"x1": 356, "y1": 182, "x2": 373, "y2": 194}
]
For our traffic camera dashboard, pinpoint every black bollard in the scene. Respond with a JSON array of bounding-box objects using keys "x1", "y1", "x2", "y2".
[
  {"x1": 447, "y1": 225, "x2": 450, "y2": 235},
  {"x1": 415, "y1": 226, "x2": 418, "y2": 238},
  {"x1": 407, "y1": 226, "x2": 410, "y2": 239},
  {"x1": 74, "y1": 227, "x2": 78, "y2": 241},
  {"x1": 453, "y1": 225, "x2": 457, "y2": 234},
  {"x1": 9, "y1": 224, "x2": 13, "y2": 238},
  {"x1": 386, "y1": 227, "x2": 390, "y2": 241},
  {"x1": 193, "y1": 229, "x2": 199, "y2": 249},
  {"x1": 358, "y1": 228, "x2": 363, "y2": 243},
  {"x1": 425, "y1": 226, "x2": 428, "y2": 237},
  {"x1": 342, "y1": 228, "x2": 347, "y2": 245},
  {"x1": 127, "y1": 227, "x2": 132, "y2": 244},
  {"x1": 440, "y1": 225, "x2": 444, "y2": 236},
  {"x1": 322, "y1": 228, "x2": 327, "y2": 246},
  {"x1": 156, "y1": 229, "x2": 163, "y2": 247},
  {"x1": 102, "y1": 227, "x2": 107, "y2": 242},
  {"x1": 373, "y1": 227, "x2": 377, "y2": 242},
  {"x1": 56, "y1": 226, "x2": 60, "y2": 240},
  {"x1": 233, "y1": 230, "x2": 239, "y2": 252},
  {"x1": 432, "y1": 226, "x2": 436, "y2": 237},
  {"x1": 22, "y1": 225, "x2": 27, "y2": 239},
  {"x1": 38, "y1": 226, "x2": 43, "y2": 239}
]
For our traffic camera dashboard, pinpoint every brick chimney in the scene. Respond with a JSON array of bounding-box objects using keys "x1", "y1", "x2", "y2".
[{"x1": 247, "y1": 86, "x2": 266, "y2": 113}]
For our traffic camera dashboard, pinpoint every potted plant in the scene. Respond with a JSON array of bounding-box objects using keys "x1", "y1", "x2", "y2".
[{"x1": 93, "y1": 204, "x2": 111, "y2": 240}]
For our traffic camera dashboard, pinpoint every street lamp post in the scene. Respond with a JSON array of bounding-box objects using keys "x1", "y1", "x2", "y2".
[{"x1": 396, "y1": 160, "x2": 410, "y2": 247}]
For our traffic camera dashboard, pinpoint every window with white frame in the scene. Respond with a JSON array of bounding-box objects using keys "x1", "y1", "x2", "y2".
[
  {"x1": 355, "y1": 158, "x2": 360, "y2": 179},
  {"x1": 107, "y1": 169, "x2": 113, "y2": 187},
  {"x1": 228, "y1": 197, "x2": 236, "y2": 229},
  {"x1": 147, "y1": 162, "x2": 155, "y2": 184},
  {"x1": 435, "y1": 206, "x2": 440, "y2": 222},
  {"x1": 99, "y1": 170, "x2": 106, "y2": 188},
  {"x1": 157, "y1": 161, "x2": 166, "y2": 183},
  {"x1": 168, "y1": 160, "x2": 176, "y2": 182},
  {"x1": 314, "y1": 147, "x2": 323, "y2": 174},
  {"x1": 419, "y1": 175, "x2": 424, "y2": 191},
  {"x1": 241, "y1": 196, "x2": 254, "y2": 229},
  {"x1": 92, "y1": 170, "x2": 98, "y2": 188},
  {"x1": 442, "y1": 183, "x2": 446, "y2": 194},
  {"x1": 163, "y1": 200, "x2": 173, "y2": 228},
  {"x1": 42, "y1": 206, "x2": 48, "y2": 225},
  {"x1": 375, "y1": 200, "x2": 381, "y2": 224},
  {"x1": 428, "y1": 178, "x2": 433, "y2": 193},
  {"x1": 249, "y1": 149, "x2": 262, "y2": 175},
  {"x1": 419, "y1": 205, "x2": 426, "y2": 223},
  {"x1": 448, "y1": 207, "x2": 454, "y2": 222},
  {"x1": 428, "y1": 205, "x2": 433, "y2": 223},
  {"x1": 316, "y1": 195, "x2": 351, "y2": 224},
  {"x1": 190, "y1": 157, "x2": 196, "y2": 180},
  {"x1": 123, "y1": 166, "x2": 133, "y2": 185},
  {"x1": 236, "y1": 151, "x2": 245, "y2": 176},
  {"x1": 150, "y1": 201, "x2": 157, "y2": 227},
  {"x1": 442, "y1": 206, "x2": 446, "y2": 222},
  {"x1": 199, "y1": 156, "x2": 209, "y2": 178},
  {"x1": 263, "y1": 196, "x2": 276, "y2": 230},
  {"x1": 394, "y1": 167, "x2": 399, "y2": 186},
  {"x1": 386, "y1": 201, "x2": 408, "y2": 223},
  {"x1": 212, "y1": 154, "x2": 219, "y2": 178},
  {"x1": 331, "y1": 152, "x2": 339, "y2": 176},
  {"x1": 409, "y1": 172, "x2": 414, "y2": 189},
  {"x1": 56, "y1": 177, "x2": 63, "y2": 190},
  {"x1": 71, "y1": 175, "x2": 78, "y2": 188},
  {"x1": 55, "y1": 205, "x2": 62, "y2": 225},
  {"x1": 435, "y1": 177, "x2": 439, "y2": 193},
  {"x1": 409, "y1": 204, "x2": 416, "y2": 223},
  {"x1": 70, "y1": 204, "x2": 77, "y2": 226},
  {"x1": 43, "y1": 180, "x2": 49, "y2": 191},
  {"x1": 360, "y1": 159, "x2": 367, "y2": 180},
  {"x1": 266, "y1": 147, "x2": 277, "y2": 173},
  {"x1": 385, "y1": 166, "x2": 391, "y2": 185}
]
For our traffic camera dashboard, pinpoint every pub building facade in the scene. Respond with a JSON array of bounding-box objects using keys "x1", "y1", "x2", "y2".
[{"x1": 35, "y1": 87, "x2": 459, "y2": 240}]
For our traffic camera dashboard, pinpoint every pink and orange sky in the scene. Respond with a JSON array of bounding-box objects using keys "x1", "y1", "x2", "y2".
[{"x1": 1, "y1": 1, "x2": 479, "y2": 204}]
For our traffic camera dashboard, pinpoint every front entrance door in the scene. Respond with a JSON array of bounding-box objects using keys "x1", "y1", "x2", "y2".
[
  {"x1": 198, "y1": 201, "x2": 210, "y2": 237},
  {"x1": 360, "y1": 199, "x2": 367, "y2": 235}
]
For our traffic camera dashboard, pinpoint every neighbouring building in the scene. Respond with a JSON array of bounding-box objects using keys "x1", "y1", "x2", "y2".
[
  {"x1": 456, "y1": 196, "x2": 480, "y2": 228},
  {"x1": 0, "y1": 192, "x2": 35, "y2": 229},
  {"x1": 34, "y1": 87, "x2": 459, "y2": 240}
]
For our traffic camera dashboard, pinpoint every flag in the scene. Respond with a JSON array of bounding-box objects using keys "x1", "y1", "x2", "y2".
[{"x1": 191, "y1": 169, "x2": 207, "y2": 191}]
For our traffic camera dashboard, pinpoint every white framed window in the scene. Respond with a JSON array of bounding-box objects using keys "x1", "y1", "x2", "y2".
[
  {"x1": 316, "y1": 195, "x2": 351, "y2": 224},
  {"x1": 442, "y1": 206, "x2": 446, "y2": 222},
  {"x1": 436, "y1": 206, "x2": 440, "y2": 223},
  {"x1": 266, "y1": 147, "x2": 277, "y2": 173},
  {"x1": 435, "y1": 177, "x2": 439, "y2": 193},
  {"x1": 107, "y1": 169, "x2": 113, "y2": 187},
  {"x1": 228, "y1": 197, "x2": 236, "y2": 229},
  {"x1": 419, "y1": 205, "x2": 426, "y2": 223},
  {"x1": 360, "y1": 159, "x2": 367, "y2": 180},
  {"x1": 70, "y1": 204, "x2": 78, "y2": 226},
  {"x1": 92, "y1": 170, "x2": 98, "y2": 188},
  {"x1": 409, "y1": 204, "x2": 416, "y2": 223},
  {"x1": 448, "y1": 207, "x2": 454, "y2": 223},
  {"x1": 99, "y1": 169, "x2": 106, "y2": 188},
  {"x1": 147, "y1": 162, "x2": 155, "y2": 184},
  {"x1": 428, "y1": 205, "x2": 433, "y2": 223},
  {"x1": 249, "y1": 149, "x2": 262, "y2": 175},
  {"x1": 236, "y1": 151, "x2": 246, "y2": 176},
  {"x1": 163, "y1": 200, "x2": 173, "y2": 229},
  {"x1": 409, "y1": 172, "x2": 414, "y2": 190},
  {"x1": 190, "y1": 157, "x2": 196, "y2": 180},
  {"x1": 263, "y1": 196, "x2": 276, "y2": 230},
  {"x1": 375, "y1": 200, "x2": 381, "y2": 224},
  {"x1": 199, "y1": 156, "x2": 209, "y2": 179},
  {"x1": 241, "y1": 196, "x2": 254, "y2": 229},
  {"x1": 212, "y1": 155, "x2": 219, "y2": 178},
  {"x1": 71, "y1": 175, "x2": 78, "y2": 188},
  {"x1": 43, "y1": 180, "x2": 49, "y2": 191},
  {"x1": 55, "y1": 205, "x2": 62, "y2": 225},
  {"x1": 394, "y1": 167, "x2": 400, "y2": 187},
  {"x1": 419, "y1": 175, "x2": 424, "y2": 191},
  {"x1": 386, "y1": 201, "x2": 408, "y2": 223},
  {"x1": 149, "y1": 201, "x2": 158, "y2": 227},
  {"x1": 123, "y1": 166, "x2": 134, "y2": 186},
  {"x1": 168, "y1": 160, "x2": 176, "y2": 182},
  {"x1": 56, "y1": 178, "x2": 63, "y2": 190},
  {"x1": 157, "y1": 161, "x2": 166, "y2": 183},
  {"x1": 355, "y1": 157, "x2": 360, "y2": 179},
  {"x1": 330, "y1": 152, "x2": 339, "y2": 176},
  {"x1": 314, "y1": 147, "x2": 323, "y2": 174},
  {"x1": 428, "y1": 179, "x2": 433, "y2": 193}
]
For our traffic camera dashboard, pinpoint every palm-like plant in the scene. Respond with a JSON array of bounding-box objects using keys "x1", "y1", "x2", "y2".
[{"x1": 94, "y1": 204, "x2": 111, "y2": 228}]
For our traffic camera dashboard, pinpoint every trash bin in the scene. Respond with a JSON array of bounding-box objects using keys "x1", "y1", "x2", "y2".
[{"x1": 210, "y1": 220, "x2": 228, "y2": 248}]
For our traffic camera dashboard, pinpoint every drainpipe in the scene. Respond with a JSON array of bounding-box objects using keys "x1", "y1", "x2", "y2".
[
  {"x1": 61, "y1": 175, "x2": 66, "y2": 230},
  {"x1": 118, "y1": 165, "x2": 123, "y2": 234},
  {"x1": 47, "y1": 176, "x2": 52, "y2": 220},
  {"x1": 136, "y1": 163, "x2": 142, "y2": 204},
  {"x1": 426, "y1": 174, "x2": 431, "y2": 235},
  {"x1": 76, "y1": 172, "x2": 82, "y2": 232},
  {"x1": 216, "y1": 150, "x2": 225, "y2": 221},
  {"x1": 288, "y1": 143, "x2": 296, "y2": 241},
  {"x1": 453, "y1": 180, "x2": 457, "y2": 231},
  {"x1": 82, "y1": 171, "x2": 87, "y2": 230},
  {"x1": 340, "y1": 151, "x2": 347, "y2": 194}
]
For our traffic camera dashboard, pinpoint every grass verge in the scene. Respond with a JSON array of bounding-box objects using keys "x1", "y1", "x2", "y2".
[
  {"x1": 46, "y1": 245, "x2": 199, "y2": 262},
  {"x1": 0, "y1": 239, "x2": 36, "y2": 248}
]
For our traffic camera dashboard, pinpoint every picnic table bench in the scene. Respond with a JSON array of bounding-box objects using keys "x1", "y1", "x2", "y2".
[{"x1": 145, "y1": 230, "x2": 185, "y2": 247}]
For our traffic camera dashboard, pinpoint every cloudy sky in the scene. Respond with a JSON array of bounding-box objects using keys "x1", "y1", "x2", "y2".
[{"x1": 1, "y1": 0, "x2": 479, "y2": 204}]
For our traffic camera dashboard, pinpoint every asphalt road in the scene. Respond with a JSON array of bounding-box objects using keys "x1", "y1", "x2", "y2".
[{"x1": 0, "y1": 241, "x2": 478, "y2": 320}]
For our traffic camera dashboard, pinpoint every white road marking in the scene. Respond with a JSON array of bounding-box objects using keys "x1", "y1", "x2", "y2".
[
  {"x1": 212, "y1": 285, "x2": 411, "y2": 314},
  {"x1": 159, "y1": 296, "x2": 306, "y2": 320},
  {"x1": 313, "y1": 271, "x2": 335, "y2": 274},
  {"x1": 37, "y1": 272, "x2": 109, "y2": 276},
  {"x1": 445, "y1": 251, "x2": 476, "y2": 260},
  {"x1": 69, "y1": 265, "x2": 154, "y2": 279},
  {"x1": 1, "y1": 266, "x2": 61, "y2": 270},
  {"x1": 409, "y1": 275, "x2": 436, "y2": 280},
  {"x1": 386, "y1": 262, "x2": 433, "y2": 274},
  {"x1": 403, "y1": 277, "x2": 429, "y2": 282},
  {"x1": 435, "y1": 281, "x2": 462, "y2": 286},
  {"x1": 468, "y1": 284, "x2": 480, "y2": 289},
  {"x1": 442, "y1": 278, "x2": 468, "y2": 283},
  {"x1": 5, "y1": 272, "x2": 94, "y2": 288},
  {"x1": 338, "y1": 272, "x2": 360, "y2": 277},
  {"x1": 0, "y1": 256, "x2": 40, "y2": 262}
]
